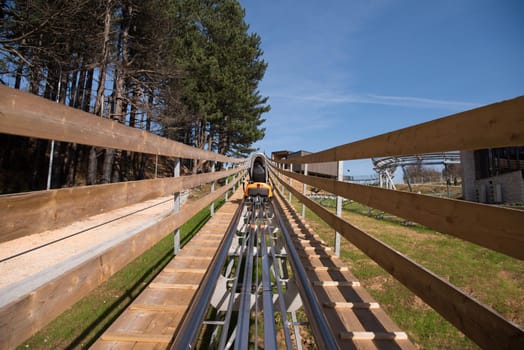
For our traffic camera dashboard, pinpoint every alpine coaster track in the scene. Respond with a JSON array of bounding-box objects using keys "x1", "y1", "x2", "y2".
[{"x1": 92, "y1": 186, "x2": 414, "y2": 350}]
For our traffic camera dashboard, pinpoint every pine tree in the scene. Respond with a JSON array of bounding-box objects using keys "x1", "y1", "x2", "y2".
[{"x1": 0, "y1": 0, "x2": 269, "y2": 192}]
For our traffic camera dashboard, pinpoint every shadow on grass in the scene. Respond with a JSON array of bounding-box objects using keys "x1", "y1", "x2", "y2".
[
  {"x1": 67, "y1": 199, "x2": 225, "y2": 349},
  {"x1": 67, "y1": 246, "x2": 174, "y2": 349}
]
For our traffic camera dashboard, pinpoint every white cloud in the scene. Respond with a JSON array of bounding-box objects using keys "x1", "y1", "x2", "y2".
[{"x1": 275, "y1": 92, "x2": 477, "y2": 110}]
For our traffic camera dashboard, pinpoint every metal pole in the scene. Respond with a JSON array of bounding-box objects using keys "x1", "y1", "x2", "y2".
[
  {"x1": 46, "y1": 75, "x2": 61, "y2": 190},
  {"x1": 291, "y1": 311, "x2": 303, "y2": 350},
  {"x1": 444, "y1": 164, "x2": 451, "y2": 198},
  {"x1": 260, "y1": 223, "x2": 278, "y2": 349},
  {"x1": 46, "y1": 140, "x2": 55, "y2": 190},
  {"x1": 335, "y1": 161, "x2": 343, "y2": 257},
  {"x1": 210, "y1": 162, "x2": 216, "y2": 216},
  {"x1": 173, "y1": 158, "x2": 181, "y2": 254},
  {"x1": 155, "y1": 154, "x2": 158, "y2": 178},
  {"x1": 280, "y1": 163, "x2": 285, "y2": 193},
  {"x1": 302, "y1": 163, "x2": 308, "y2": 219},
  {"x1": 217, "y1": 206, "x2": 249, "y2": 349},
  {"x1": 225, "y1": 176, "x2": 229, "y2": 201},
  {"x1": 288, "y1": 163, "x2": 292, "y2": 202},
  {"x1": 235, "y1": 210, "x2": 256, "y2": 350},
  {"x1": 268, "y1": 216, "x2": 294, "y2": 349}
]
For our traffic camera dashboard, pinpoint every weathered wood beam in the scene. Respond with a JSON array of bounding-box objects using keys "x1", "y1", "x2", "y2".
[
  {"x1": 0, "y1": 167, "x2": 245, "y2": 242},
  {"x1": 0, "y1": 85, "x2": 243, "y2": 163},
  {"x1": 280, "y1": 95, "x2": 524, "y2": 164},
  {"x1": 277, "y1": 168, "x2": 524, "y2": 260}
]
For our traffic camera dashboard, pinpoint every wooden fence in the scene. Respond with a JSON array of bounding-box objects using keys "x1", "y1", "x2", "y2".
[
  {"x1": 271, "y1": 95, "x2": 524, "y2": 350},
  {"x1": 0, "y1": 86, "x2": 246, "y2": 348}
]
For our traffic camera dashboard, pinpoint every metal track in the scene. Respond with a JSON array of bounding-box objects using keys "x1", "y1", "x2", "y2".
[
  {"x1": 172, "y1": 197, "x2": 307, "y2": 349},
  {"x1": 171, "y1": 195, "x2": 341, "y2": 349},
  {"x1": 92, "y1": 187, "x2": 416, "y2": 349}
]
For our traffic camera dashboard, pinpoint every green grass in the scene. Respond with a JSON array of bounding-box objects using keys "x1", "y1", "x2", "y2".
[
  {"x1": 291, "y1": 196, "x2": 524, "y2": 350},
  {"x1": 17, "y1": 198, "x2": 225, "y2": 350}
]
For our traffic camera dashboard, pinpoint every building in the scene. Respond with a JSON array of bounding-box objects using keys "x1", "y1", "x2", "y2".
[
  {"x1": 271, "y1": 150, "x2": 338, "y2": 178},
  {"x1": 461, "y1": 146, "x2": 524, "y2": 204}
]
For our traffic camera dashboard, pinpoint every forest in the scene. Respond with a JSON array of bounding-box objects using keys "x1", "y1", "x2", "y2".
[{"x1": 0, "y1": 0, "x2": 269, "y2": 193}]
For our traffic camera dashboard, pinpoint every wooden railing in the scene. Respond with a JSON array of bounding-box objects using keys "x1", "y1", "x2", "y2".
[
  {"x1": 271, "y1": 95, "x2": 524, "y2": 350},
  {"x1": 0, "y1": 86, "x2": 246, "y2": 348},
  {"x1": 0, "y1": 85, "x2": 246, "y2": 241}
]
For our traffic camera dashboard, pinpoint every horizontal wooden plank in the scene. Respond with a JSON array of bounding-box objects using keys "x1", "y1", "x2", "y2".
[
  {"x1": 173, "y1": 255, "x2": 213, "y2": 260},
  {"x1": 313, "y1": 281, "x2": 360, "y2": 287},
  {"x1": 324, "y1": 302, "x2": 380, "y2": 309},
  {"x1": 149, "y1": 283, "x2": 199, "y2": 290},
  {"x1": 273, "y1": 174, "x2": 524, "y2": 350},
  {"x1": 0, "y1": 207, "x2": 176, "y2": 349},
  {"x1": 101, "y1": 333, "x2": 172, "y2": 343},
  {"x1": 0, "y1": 167, "x2": 244, "y2": 242},
  {"x1": 300, "y1": 254, "x2": 333, "y2": 259},
  {"x1": 306, "y1": 266, "x2": 349, "y2": 272},
  {"x1": 278, "y1": 168, "x2": 524, "y2": 261},
  {"x1": 279, "y1": 95, "x2": 524, "y2": 164},
  {"x1": 302, "y1": 246, "x2": 332, "y2": 251},
  {"x1": 129, "y1": 304, "x2": 188, "y2": 312},
  {"x1": 0, "y1": 85, "x2": 244, "y2": 163},
  {"x1": 163, "y1": 268, "x2": 207, "y2": 273},
  {"x1": 340, "y1": 331, "x2": 408, "y2": 340}
]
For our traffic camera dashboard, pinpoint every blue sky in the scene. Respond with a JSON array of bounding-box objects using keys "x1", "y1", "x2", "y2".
[{"x1": 239, "y1": 0, "x2": 524, "y2": 176}]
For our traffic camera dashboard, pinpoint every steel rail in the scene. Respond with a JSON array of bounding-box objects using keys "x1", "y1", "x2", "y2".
[
  {"x1": 260, "y1": 211, "x2": 278, "y2": 349},
  {"x1": 271, "y1": 197, "x2": 340, "y2": 350},
  {"x1": 254, "y1": 218, "x2": 261, "y2": 350},
  {"x1": 234, "y1": 206, "x2": 257, "y2": 350},
  {"x1": 217, "y1": 209, "x2": 250, "y2": 349},
  {"x1": 268, "y1": 209, "x2": 294, "y2": 348},
  {"x1": 170, "y1": 199, "x2": 245, "y2": 350}
]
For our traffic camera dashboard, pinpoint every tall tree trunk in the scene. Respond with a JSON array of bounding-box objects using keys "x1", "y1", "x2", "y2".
[
  {"x1": 14, "y1": 54, "x2": 24, "y2": 89},
  {"x1": 82, "y1": 69, "x2": 94, "y2": 112},
  {"x1": 87, "y1": 147, "x2": 98, "y2": 185},
  {"x1": 65, "y1": 143, "x2": 78, "y2": 187},
  {"x1": 136, "y1": 92, "x2": 153, "y2": 179},
  {"x1": 88, "y1": 0, "x2": 113, "y2": 185},
  {"x1": 119, "y1": 79, "x2": 136, "y2": 181},
  {"x1": 69, "y1": 68, "x2": 80, "y2": 108},
  {"x1": 93, "y1": 0, "x2": 112, "y2": 117},
  {"x1": 106, "y1": 2, "x2": 132, "y2": 183},
  {"x1": 65, "y1": 65, "x2": 83, "y2": 187}
]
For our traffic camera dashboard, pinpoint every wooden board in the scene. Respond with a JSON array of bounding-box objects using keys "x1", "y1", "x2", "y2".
[
  {"x1": 0, "y1": 209, "x2": 175, "y2": 350},
  {"x1": 0, "y1": 85, "x2": 244, "y2": 164},
  {"x1": 279, "y1": 95, "x2": 524, "y2": 164},
  {"x1": 278, "y1": 168, "x2": 524, "y2": 260},
  {"x1": 0, "y1": 167, "x2": 244, "y2": 242}
]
